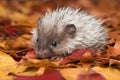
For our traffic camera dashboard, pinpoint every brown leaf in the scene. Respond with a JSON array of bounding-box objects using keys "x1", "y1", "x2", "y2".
[
  {"x1": 107, "y1": 40, "x2": 120, "y2": 57},
  {"x1": 20, "y1": 58, "x2": 57, "y2": 68},
  {"x1": 80, "y1": 52, "x2": 96, "y2": 63},
  {"x1": 109, "y1": 59, "x2": 120, "y2": 69}
]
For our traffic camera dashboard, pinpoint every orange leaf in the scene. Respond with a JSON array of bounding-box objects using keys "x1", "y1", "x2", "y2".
[{"x1": 107, "y1": 40, "x2": 120, "y2": 57}]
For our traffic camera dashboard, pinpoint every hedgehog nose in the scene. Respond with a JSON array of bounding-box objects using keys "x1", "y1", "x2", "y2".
[
  {"x1": 39, "y1": 49, "x2": 47, "y2": 54},
  {"x1": 38, "y1": 49, "x2": 54, "y2": 59}
]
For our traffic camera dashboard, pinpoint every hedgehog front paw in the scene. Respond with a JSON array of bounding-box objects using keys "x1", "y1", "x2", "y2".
[{"x1": 50, "y1": 56, "x2": 64, "y2": 60}]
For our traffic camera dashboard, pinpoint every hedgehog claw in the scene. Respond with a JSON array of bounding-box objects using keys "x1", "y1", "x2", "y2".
[{"x1": 50, "y1": 56, "x2": 64, "y2": 60}]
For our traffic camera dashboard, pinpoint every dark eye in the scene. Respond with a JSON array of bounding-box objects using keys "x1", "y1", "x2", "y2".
[
  {"x1": 36, "y1": 39, "x2": 39, "y2": 42},
  {"x1": 51, "y1": 41, "x2": 57, "y2": 47}
]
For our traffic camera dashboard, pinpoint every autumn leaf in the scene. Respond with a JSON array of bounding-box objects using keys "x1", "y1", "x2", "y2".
[
  {"x1": 60, "y1": 67, "x2": 89, "y2": 80},
  {"x1": 76, "y1": 70, "x2": 106, "y2": 80},
  {"x1": 109, "y1": 59, "x2": 120, "y2": 69},
  {"x1": 15, "y1": 69, "x2": 65, "y2": 80},
  {"x1": 4, "y1": 34, "x2": 32, "y2": 50},
  {"x1": 93, "y1": 67, "x2": 120, "y2": 80},
  {"x1": 25, "y1": 51, "x2": 37, "y2": 59},
  {"x1": 60, "y1": 49, "x2": 95, "y2": 65},
  {"x1": 0, "y1": 4, "x2": 9, "y2": 17},
  {"x1": 0, "y1": 51, "x2": 17, "y2": 80},
  {"x1": 0, "y1": 0, "x2": 120, "y2": 80},
  {"x1": 20, "y1": 58, "x2": 57, "y2": 68},
  {"x1": 107, "y1": 40, "x2": 120, "y2": 57},
  {"x1": 0, "y1": 51, "x2": 27, "y2": 80}
]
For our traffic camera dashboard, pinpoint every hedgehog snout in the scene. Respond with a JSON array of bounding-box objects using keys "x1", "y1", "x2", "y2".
[{"x1": 36, "y1": 49, "x2": 55, "y2": 59}]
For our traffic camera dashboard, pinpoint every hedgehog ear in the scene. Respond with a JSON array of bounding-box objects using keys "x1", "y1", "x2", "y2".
[
  {"x1": 37, "y1": 18, "x2": 42, "y2": 28},
  {"x1": 65, "y1": 24, "x2": 76, "y2": 35}
]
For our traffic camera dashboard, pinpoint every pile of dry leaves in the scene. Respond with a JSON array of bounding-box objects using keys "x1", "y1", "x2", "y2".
[{"x1": 0, "y1": 0, "x2": 120, "y2": 80}]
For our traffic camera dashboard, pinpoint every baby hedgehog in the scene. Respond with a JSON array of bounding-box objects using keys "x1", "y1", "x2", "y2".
[{"x1": 32, "y1": 7, "x2": 108, "y2": 59}]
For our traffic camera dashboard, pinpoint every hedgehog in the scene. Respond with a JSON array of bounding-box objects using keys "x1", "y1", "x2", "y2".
[{"x1": 32, "y1": 7, "x2": 108, "y2": 59}]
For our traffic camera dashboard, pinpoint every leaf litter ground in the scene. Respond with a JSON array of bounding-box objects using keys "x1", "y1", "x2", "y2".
[{"x1": 0, "y1": 0, "x2": 120, "y2": 80}]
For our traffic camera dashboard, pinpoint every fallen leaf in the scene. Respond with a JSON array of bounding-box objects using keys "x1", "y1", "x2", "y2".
[
  {"x1": 0, "y1": 41, "x2": 6, "y2": 49},
  {"x1": 0, "y1": 4, "x2": 9, "y2": 17},
  {"x1": 15, "y1": 68, "x2": 65, "y2": 80},
  {"x1": 0, "y1": 51, "x2": 28, "y2": 79},
  {"x1": 109, "y1": 59, "x2": 120, "y2": 69},
  {"x1": 79, "y1": 52, "x2": 96, "y2": 63},
  {"x1": 0, "y1": 52, "x2": 32, "y2": 78},
  {"x1": 20, "y1": 58, "x2": 57, "y2": 68},
  {"x1": 93, "y1": 67, "x2": 120, "y2": 80},
  {"x1": 60, "y1": 67, "x2": 88, "y2": 80},
  {"x1": 77, "y1": 70, "x2": 106, "y2": 80},
  {"x1": 60, "y1": 49, "x2": 95, "y2": 65},
  {"x1": 107, "y1": 40, "x2": 120, "y2": 57},
  {"x1": 0, "y1": 51, "x2": 17, "y2": 80},
  {"x1": 9, "y1": 12, "x2": 27, "y2": 22},
  {"x1": 4, "y1": 34, "x2": 32, "y2": 50},
  {"x1": 25, "y1": 51, "x2": 37, "y2": 59}
]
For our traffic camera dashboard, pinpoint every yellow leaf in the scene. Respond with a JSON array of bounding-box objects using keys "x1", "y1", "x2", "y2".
[
  {"x1": 60, "y1": 67, "x2": 88, "y2": 80},
  {"x1": 0, "y1": 51, "x2": 17, "y2": 69},
  {"x1": 0, "y1": 51, "x2": 28, "y2": 79},
  {"x1": 36, "y1": 67, "x2": 45, "y2": 76},
  {"x1": 15, "y1": 58, "x2": 57, "y2": 76},
  {"x1": 9, "y1": 12, "x2": 27, "y2": 22},
  {"x1": 13, "y1": 34, "x2": 32, "y2": 49},
  {"x1": 0, "y1": 41, "x2": 6, "y2": 49},
  {"x1": 0, "y1": 51, "x2": 17, "y2": 80},
  {"x1": 93, "y1": 67, "x2": 120, "y2": 80},
  {"x1": 4, "y1": 34, "x2": 32, "y2": 50},
  {"x1": 0, "y1": 4, "x2": 8, "y2": 17}
]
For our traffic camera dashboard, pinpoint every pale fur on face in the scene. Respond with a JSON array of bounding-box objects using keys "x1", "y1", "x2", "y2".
[{"x1": 32, "y1": 7, "x2": 108, "y2": 58}]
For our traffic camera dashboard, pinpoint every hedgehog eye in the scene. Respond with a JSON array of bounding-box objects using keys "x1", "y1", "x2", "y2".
[
  {"x1": 36, "y1": 39, "x2": 39, "y2": 42},
  {"x1": 51, "y1": 41, "x2": 57, "y2": 47}
]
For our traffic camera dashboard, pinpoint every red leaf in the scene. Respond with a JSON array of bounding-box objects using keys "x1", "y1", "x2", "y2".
[
  {"x1": 15, "y1": 69, "x2": 65, "y2": 80},
  {"x1": 77, "y1": 70, "x2": 106, "y2": 80},
  {"x1": 44, "y1": 68, "x2": 59, "y2": 74},
  {"x1": 71, "y1": 48, "x2": 95, "y2": 59},
  {"x1": 25, "y1": 51, "x2": 37, "y2": 59},
  {"x1": 7, "y1": 27, "x2": 20, "y2": 36},
  {"x1": 60, "y1": 49, "x2": 95, "y2": 65}
]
